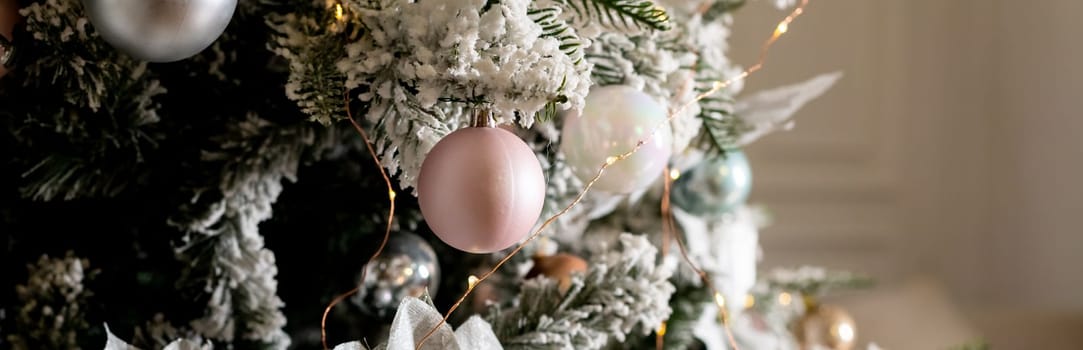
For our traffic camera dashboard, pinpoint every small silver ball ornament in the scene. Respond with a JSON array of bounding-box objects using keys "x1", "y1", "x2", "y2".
[
  {"x1": 83, "y1": 0, "x2": 237, "y2": 62},
  {"x1": 351, "y1": 232, "x2": 440, "y2": 320}
]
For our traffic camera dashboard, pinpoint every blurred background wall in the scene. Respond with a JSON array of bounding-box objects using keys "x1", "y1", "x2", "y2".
[{"x1": 731, "y1": 0, "x2": 1083, "y2": 348}]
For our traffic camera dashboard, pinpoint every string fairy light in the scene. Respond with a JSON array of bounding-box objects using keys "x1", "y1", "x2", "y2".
[
  {"x1": 656, "y1": 166, "x2": 676, "y2": 350},
  {"x1": 320, "y1": 91, "x2": 399, "y2": 350},
  {"x1": 415, "y1": 1, "x2": 811, "y2": 348},
  {"x1": 661, "y1": 166, "x2": 676, "y2": 258},
  {"x1": 779, "y1": 291, "x2": 793, "y2": 306},
  {"x1": 467, "y1": 275, "x2": 480, "y2": 289},
  {"x1": 656, "y1": 321, "x2": 668, "y2": 350}
]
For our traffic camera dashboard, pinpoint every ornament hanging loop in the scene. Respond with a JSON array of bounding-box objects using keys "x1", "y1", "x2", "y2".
[{"x1": 472, "y1": 108, "x2": 493, "y2": 128}]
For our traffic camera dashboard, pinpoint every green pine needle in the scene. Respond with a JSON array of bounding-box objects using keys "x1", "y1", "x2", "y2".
[
  {"x1": 696, "y1": 90, "x2": 745, "y2": 154},
  {"x1": 529, "y1": 7, "x2": 585, "y2": 65},
  {"x1": 559, "y1": 0, "x2": 672, "y2": 32},
  {"x1": 703, "y1": 0, "x2": 748, "y2": 22}
]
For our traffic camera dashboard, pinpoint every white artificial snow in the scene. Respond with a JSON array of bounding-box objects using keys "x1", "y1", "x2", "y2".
[{"x1": 673, "y1": 205, "x2": 762, "y2": 315}]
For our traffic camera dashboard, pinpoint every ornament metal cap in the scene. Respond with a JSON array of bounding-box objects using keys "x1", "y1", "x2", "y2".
[{"x1": 472, "y1": 108, "x2": 493, "y2": 128}]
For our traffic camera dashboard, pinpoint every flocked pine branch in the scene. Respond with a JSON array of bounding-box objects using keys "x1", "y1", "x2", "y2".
[
  {"x1": 695, "y1": 88, "x2": 746, "y2": 153},
  {"x1": 529, "y1": 6, "x2": 585, "y2": 66},
  {"x1": 17, "y1": 0, "x2": 148, "y2": 111},
  {"x1": 655, "y1": 280, "x2": 712, "y2": 350},
  {"x1": 485, "y1": 234, "x2": 675, "y2": 350},
  {"x1": 586, "y1": 52, "x2": 628, "y2": 86},
  {"x1": 7, "y1": 0, "x2": 165, "y2": 201},
  {"x1": 760, "y1": 266, "x2": 875, "y2": 298},
  {"x1": 583, "y1": 32, "x2": 687, "y2": 95},
  {"x1": 268, "y1": 2, "x2": 350, "y2": 125},
  {"x1": 691, "y1": 31, "x2": 748, "y2": 153},
  {"x1": 528, "y1": 5, "x2": 583, "y2": 122},
  {"x1": 7, "y1": 253, "x2": 97, "y2": 350},
  {"x1": 169, "y1": 115, "x2": 339, "y2": 349},
  {"x1": 702, "y1": 0, "x2": 747, "y2": 23},
  {"x1": 584, "y1": 38, "x2": 647, "y2": 88},
  {"x1": 554, "y1": 0, "x2": 671, "y2": 33}
]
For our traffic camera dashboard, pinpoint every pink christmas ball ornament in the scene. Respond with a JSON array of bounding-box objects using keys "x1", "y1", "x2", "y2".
[{"x1": 417, "y1": 125, "x2": 546, "y2": 254}]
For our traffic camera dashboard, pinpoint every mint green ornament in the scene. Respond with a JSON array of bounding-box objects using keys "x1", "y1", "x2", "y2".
[{"x1": 671, "y1": 150, "x2": 752, "y2": 215}]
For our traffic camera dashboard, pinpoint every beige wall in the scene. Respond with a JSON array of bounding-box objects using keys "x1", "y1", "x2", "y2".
[
  {"x1": 989, "y1": 0, "x2": 1083, "y2": 311},
  {"x1": 731, "y1": 0, "x2": 1083, "y2": 347}
]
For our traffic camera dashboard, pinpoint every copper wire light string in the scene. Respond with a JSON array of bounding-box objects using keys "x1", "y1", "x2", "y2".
[
  {"x1": 659, "y1": 167, "x2": 741, "y2": 350},
  {"x1": 320, "y1": 91, "x2": 399, "y2": 350},
  {"x1": 415, "y1": 1, "x2": 810, "y2": 348},
  {"x1": 657, "y1": 166, "x2": 675, "y2": 350}
]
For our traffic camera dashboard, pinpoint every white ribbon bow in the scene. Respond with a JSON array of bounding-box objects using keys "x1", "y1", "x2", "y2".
[{"x1": 335, "y1": 297, "x2": 503, "y2": 350}]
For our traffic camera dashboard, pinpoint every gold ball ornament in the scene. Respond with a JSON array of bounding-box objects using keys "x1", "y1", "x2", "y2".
[
  {"x1": 525, "y1": 253, "x2": 588, "y2": 294},
  {"x1": 794, "y1": 304, "x2": 857, "y2": 350},
  {"x1": 0, "y1": 0, "x2": 20, "y2": 78}
]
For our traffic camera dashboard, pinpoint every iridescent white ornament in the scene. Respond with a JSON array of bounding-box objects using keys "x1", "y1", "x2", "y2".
[
  {"x1": 83, "y1": 0, "x2": 237, "y2": 62},
  {"x1": 561, "y1": 85, "x2": 672, "y2": 194}
]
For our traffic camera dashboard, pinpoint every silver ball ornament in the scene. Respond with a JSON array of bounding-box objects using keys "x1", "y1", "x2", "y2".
[
  {"x1": 351, "y1": 232, "x2": 440, "y2": 320},
  {"x1": 671, "y1": 150, "x2": 752, "y2": 215},
  {"x1": 83, "y1": 0, "x2": 237, "y2": 62}
]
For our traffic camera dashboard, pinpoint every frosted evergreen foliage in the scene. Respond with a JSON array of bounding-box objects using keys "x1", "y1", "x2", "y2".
[
  {"x1": 7, "y1": 254, "x2": 96, "y2": 349},
  {"x1": 169, "y1": 117, "x2": 337, "y2": 349},
  {"x1": 18, "y1": 0, "x2": 151, "y2": 111},
  {"x1": 0, "y1": 0, "x2": 847, "y2": 348},
  {"x1": 486, "y1": 234, "x2": 675, "y2": 349},
  {"x1": 268, "y1": 3, "x2": 349, "y2": 125},
  {"x1": 9, "y1": 0, "x2": 165, "y2": 201}
]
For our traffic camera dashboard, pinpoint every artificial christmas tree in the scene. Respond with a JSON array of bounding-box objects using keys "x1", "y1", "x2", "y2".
[{"x1": 0, "y1": 0, "x2": 872, "y2": 349}]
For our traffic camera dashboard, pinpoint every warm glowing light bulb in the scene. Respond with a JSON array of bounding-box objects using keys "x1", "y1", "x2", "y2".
[
  {"x1": 836, "y1": 323, "x2": 855, "y2": 342},
  {"x1": 656, "y1": 322, "x2": 667, "y2": 337},
  {"x1": 468, "y1": 275, "x2": 480, "y2": 289},
  {"x1": 335, "y1": 3, "x2": 344, "y2": 21},
  {"x1": 744, "y1": 294, "x2": 755, "y2": 308},
  {"x1": 669, "y1": 168, "x2": 681, "y2": 180},
  {"x1": 775, "y1": 22, "x2": 789, "y2": 36},
  {"x1": 778, "y1": 292, "x2": 793, "y2": 306},
  {"x1": 388, "y1": 190, "x2": 397, "y2": 201},
  {"x1": 605, "y1": 156, "x2": 618, "y2": 166},
  {"x1": 714, "y1": 293, "x2": 726, "y2": 308}
]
